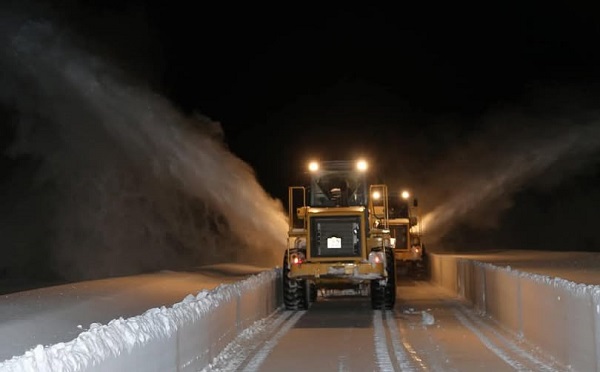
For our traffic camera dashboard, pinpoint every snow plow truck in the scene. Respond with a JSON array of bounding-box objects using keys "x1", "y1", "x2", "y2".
[
  {"x1": 283, "y1": 159, "x2": 396, "y2": 310},
  {"x1": 387, "y1": 192, "x2": 428, "y2": 279}
]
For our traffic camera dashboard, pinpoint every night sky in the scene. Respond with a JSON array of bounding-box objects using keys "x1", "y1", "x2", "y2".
[
  {"x1": 152, "y1": 3, "x2": 600, "y2": 252},
  {"x1": 3, "y1": 1, "x2": 600, "y2": 262},
  {"x1": 145, "y1": 4, "x2": 600, "y2": 201}
]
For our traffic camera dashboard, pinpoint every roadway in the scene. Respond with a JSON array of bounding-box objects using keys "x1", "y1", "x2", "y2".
[{"x1": 205, "y1": 276, "x2": 563, "y2": 371}]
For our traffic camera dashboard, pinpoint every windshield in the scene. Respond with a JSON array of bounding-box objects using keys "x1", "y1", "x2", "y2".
[
  {"x1": 309, "y1": 170, "x2": 367, "y2": 207},
  {"x1": 390, "y1": 224, "x2": 408, "y2": 249},
  {"x1": 387, "y1": 196, "x2": 409, "y2": 218}
]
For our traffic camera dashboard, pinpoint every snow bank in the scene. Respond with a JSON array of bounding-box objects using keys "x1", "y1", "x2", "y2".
[
  {"x1": 0, "y1": 269, "x2": 281, "y2": 372},
  {"x1": 430, "y1": 254, "x2": 600, "y2": 371}
]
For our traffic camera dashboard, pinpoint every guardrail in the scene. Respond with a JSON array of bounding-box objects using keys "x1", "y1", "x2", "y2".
[{"x1": 430, "y1": 253, "x2": 600, "y2": 371}]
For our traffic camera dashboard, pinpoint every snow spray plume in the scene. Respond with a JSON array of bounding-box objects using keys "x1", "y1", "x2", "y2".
[
  {"x1": 0, "y1": 17, "x2": 288, "y2": 281},
  {"x1": 420, "y1": 111, "x2": 600, "y2": 247}
]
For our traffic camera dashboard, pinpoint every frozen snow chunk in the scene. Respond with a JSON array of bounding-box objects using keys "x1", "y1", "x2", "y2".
[
  {"x1": 422, "y1": 311, "x2": 435, "y2": 326},
  {"x1": 196, "y1": 290, "x2": 209, "y2": 300},
  {"x1": 181, "y1": 294, "x2": 196, "y2": 304}
]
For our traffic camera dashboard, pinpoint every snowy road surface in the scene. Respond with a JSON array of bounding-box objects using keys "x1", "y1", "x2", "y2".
[{"x1": 205, "y1": 278, "x2": 564, "y2": 372}]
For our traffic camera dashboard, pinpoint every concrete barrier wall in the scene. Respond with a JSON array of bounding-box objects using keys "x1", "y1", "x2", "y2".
[
  {"x1": 103, "y1": 270, "x2": 282, "y2": 372},
  {"x1": 1, "y1": 269, "x2": 282, "y2": 372},
  {"x1": 430, "y1": 253, "x2": 600, "y2": 371}
]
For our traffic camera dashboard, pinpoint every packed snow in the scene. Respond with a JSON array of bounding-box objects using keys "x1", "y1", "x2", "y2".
[
  {"x1": 452, "y1": 250, "x2": 600, "y2": 285},
  {"x1": 421, "y1": 311, "x2": 435, "y2": 326}
]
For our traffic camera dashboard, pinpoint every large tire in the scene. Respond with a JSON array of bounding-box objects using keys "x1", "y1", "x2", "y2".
[
  {"x1": 309, "y1": 282, "x2": 318, "y2": 302},
  {"x1": 283, "y1": 250, "x2": 309, "y2": 310},
  {"x1": 410, "y1": 260, "x2": 427, "y2": 280},
  {"x1": 384, "y1": 248, "x2": 397, "y2": 308},
  {"x1": 370, "y1": 278, "x2": 383, "y2": 309},
  {"x1": 409, "y1": 250, "x2": 429, "y2": 280},
  {"x1": 370, "y1": 248, "x2": 396, "y2": 310}
]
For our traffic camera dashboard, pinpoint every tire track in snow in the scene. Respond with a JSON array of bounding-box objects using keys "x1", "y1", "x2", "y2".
[
  {"x1": 373, "y1": 310, "x2": 394, "y2": 371},
  {"x1": 384, "y1": 310, "x2": 420, "y2": 371},
  {"x1": 452, "y1": 308, "x2": 528, "y2": 371},
  {"x1": 395, "y1": 307, "x2": 457, "y2": 372},
  {"x1": 242, "y1": 310, "x2": 305, "y2": 372},
  {"x1": 201, "y1": 310, "x2": 302, "y2": 372},
  {"x1": 453, "y1": 308, "x2": 557, "y2": 372},
  {"x1": 456, "y1": 305, "x2": 559, "y2": 372}
]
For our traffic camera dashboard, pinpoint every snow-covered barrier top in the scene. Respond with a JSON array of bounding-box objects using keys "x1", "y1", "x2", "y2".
[{"x1": 0, "y1": 269, "x2": 281, "y2": 372}]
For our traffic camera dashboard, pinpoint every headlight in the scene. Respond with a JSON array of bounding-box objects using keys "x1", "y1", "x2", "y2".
[
  {"x1": 308, "y1": 161, "x2": 319, "y2": 172},
  {"x1": 368, "y1": 251, "x2": 384, "y2": 264},
  {"x1": 290, "y1": 251, "x2": 306, "y2": 265},
  {"x1": 356, "y1": 160, "x2": 368, "y2": 171}
]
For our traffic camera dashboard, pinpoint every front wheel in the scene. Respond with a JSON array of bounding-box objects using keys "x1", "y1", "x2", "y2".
[
  {"x1": 282, "y1": 250, "x2": 309, "y2": 310},
  {"x1": 370, "y1": 248, "x2": 396, "y2": 310}
]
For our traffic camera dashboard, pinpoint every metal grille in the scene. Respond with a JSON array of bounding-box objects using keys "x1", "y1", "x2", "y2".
[{"x1": 310, "y1": 216, "x2": 361, "y2": 257}]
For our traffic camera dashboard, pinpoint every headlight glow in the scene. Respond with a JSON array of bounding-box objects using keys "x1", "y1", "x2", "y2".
[
  {"x1": 290, "y1": 251, "x2": 306, "y2": 265},
  {"x1": 356, "y1": 160, "x2": 368, "y2": 171},
  {"x1": 368, "y1": 251, "x2": 384, "y2": 264}
]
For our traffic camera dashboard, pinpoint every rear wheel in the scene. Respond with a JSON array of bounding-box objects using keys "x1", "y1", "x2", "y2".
[
  {"x1": 408, "y1": 248, "x2": 429, "y2": 280},
  {"x1": 309, "y1": 282, "x2": 318, "y2": 302},
  {"x1": 283, "y1": 250, "x2": 309, "y2": 310},
  {"x1": 410, "y1": 260, "x2": 427, "y2": 279},
  {"x1": 371, "y1": 248, "x2": 396, "y2": 310}
]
